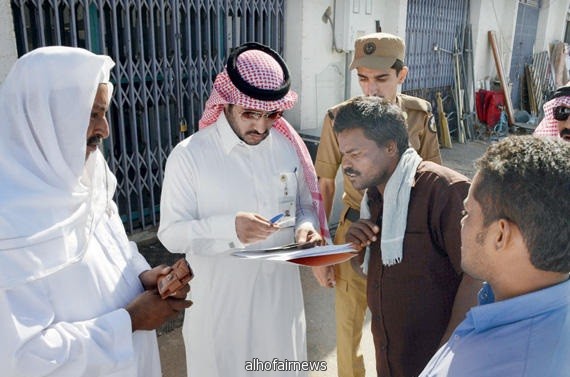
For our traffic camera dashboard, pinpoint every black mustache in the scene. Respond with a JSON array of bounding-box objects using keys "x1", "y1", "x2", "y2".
[
  {"x1": 87, "y1": 135, "x2": 103, "y2": 146},
  {"x1": 246, "y1": 130, "x2": 268, "y2": 136},
  {"x1": 560, "y1": 128, "x2": 570, "y2": 138},
  {"x1": 343, "y1": 168, "x2": 359, "y2": 176}
]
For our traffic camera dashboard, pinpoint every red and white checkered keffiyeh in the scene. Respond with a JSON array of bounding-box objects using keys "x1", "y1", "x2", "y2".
[
  {"x1": 533, "y1": 96, "x2": 570, "y2": 138},
  {"x1": 199, "y1": 49, "x2": 331, "y2": 241}
]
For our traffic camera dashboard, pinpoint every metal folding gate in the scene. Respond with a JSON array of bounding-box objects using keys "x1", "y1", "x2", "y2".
[
  {"x1": 10, "y1": 0, "x2": 285, "y2": 232},
  {"x1": 509, "y1": 1, "x2": 540, "y2": 110},
  {"x1": 403, "y1": 0, "x2": 470, "y2": 126}
]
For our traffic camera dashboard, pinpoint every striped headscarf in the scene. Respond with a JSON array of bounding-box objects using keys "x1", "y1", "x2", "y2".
[
  {"x1": 199, "y1": 43, "x2": 330, "y2": 241},
  {"x1": 534, "y1": 85, "x2": 570, "y2": 138}
]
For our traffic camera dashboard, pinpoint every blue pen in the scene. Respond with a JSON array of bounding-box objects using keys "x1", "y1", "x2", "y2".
[{"x1": 269, "y1": 213, "x2": 285, "y2": 224}]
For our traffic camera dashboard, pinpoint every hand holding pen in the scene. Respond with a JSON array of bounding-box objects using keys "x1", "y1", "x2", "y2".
[
  {"x1": 269, "y1": 212, "x2": 285, "y2": 224},
  {"x1": 235, "y1": 211, "x2": 280, "y2": 244}
]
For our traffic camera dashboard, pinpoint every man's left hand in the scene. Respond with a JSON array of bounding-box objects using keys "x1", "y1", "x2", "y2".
[
  {"x1": 139, "y1": 265, "x2": 170, "y2": 290},
  {"x1": 295, "y1": 227, "x2": 324, "y2": 246}
]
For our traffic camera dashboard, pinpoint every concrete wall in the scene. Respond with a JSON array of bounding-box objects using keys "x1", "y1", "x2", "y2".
[
  {"x1": 346, "y1": 0, "x2": 408, "y2": 99},
  {"x1": 470, "y1": 0, "x2": 570, "y2": 88},
  {"x1": 535, "y1": 0, "x2": 570, "y2": 52},
  {"x1": 470, "y1": 0, "x2": 518, "y2": 87},
  {"x1": 0, "y1": 0, "x2": 18, "y2": 83},
  {"x1": 285, "y1": 0, "x2": 408, "y2": 131},
  {"x1": 285, "y1": 0, "x2": 570, "y2": 130},
  {"x1": 284, "y1": 0, "x2": 409, "y2": 226},
  {"x1": 284, "y1": 0, "x2": 345, "y2": 130},
  {"x1": 3, "y1": 0, "x2": 569, "y2": 110},
  {"x1": 285, "y1": 0, "x2": 570, "y2": 129}
]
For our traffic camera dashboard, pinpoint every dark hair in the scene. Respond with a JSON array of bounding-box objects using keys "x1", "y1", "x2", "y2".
[
  {"x1": 474, "y1": 136, "x2": 570, "y2": 272},
  {"x1": 391, "y1": 59, "x2": 404, "y2": 75},
  {"x1": 333, "y1": 96, "x2": 409, "y2": 157}
]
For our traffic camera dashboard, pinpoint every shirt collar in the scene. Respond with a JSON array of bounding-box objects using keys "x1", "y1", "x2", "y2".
[
  {"x1": 215, "y1": 111, "x2": 274, "y2": 154},
  {"x1": 395, "y1": 94, "x2": 403, "y2": 108},
  {"x1": 465, "y1": 279, "x2": 570, "y2": 333}
]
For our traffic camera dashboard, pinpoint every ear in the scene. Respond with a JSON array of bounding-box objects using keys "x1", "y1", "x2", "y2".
[
  {"x1": 397, "y1": 66, "x2": 409, "y2": 84},
  {"x1": 223, "y1": 104, "x2": 232, "y2": 116},
  {"x1": 385, "y1": 140, "x2": 398, "y2": 157},
  {"x1": 494, "y1": 218, "x2": 515, "y2": 252},
  {"x1": 494, "y1": 219, "x2": 532, "y2": 269}
]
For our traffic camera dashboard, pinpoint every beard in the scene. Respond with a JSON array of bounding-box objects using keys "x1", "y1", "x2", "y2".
[
  {"x1": 243, "y1": 129, "x2": 269, "y2": 145},
  {"x1": 225, "y1": 106, "x2": 270, "y2": 145},
  {"x1": 87, "y1": 135, "x2": 103, "y2": 147}
]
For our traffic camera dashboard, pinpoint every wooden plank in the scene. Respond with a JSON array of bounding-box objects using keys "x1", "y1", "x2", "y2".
[
  {"x1": 436, "y1": 91, "x2": 452, "y2": 148},
  {"x1": 488, "y1": 30, "x2": 515, "y2": 125},
  {"x1": 525, "y1": 65, "x2": 538, "y2": 116}
]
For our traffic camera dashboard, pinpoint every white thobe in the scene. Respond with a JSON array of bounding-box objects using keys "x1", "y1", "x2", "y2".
[
  {"x1": 158, "y1": 114, "x2": 317, "y2": 377},
  {"x1": 0, "y1": 204, "x2": 161, "y2": 377}
]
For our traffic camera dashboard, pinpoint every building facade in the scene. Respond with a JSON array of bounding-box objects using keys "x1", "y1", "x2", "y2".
[{"x1": 1, "y1": 0, "x2": 568, "y2": 232}]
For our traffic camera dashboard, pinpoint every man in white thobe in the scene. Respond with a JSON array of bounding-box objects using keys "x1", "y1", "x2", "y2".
[
  {"x1": 0, "y1": 46, "x2": 192, "y2": 377},
  {"x1": 158, "y1": 42, "x2": 328, "y2": 377}
]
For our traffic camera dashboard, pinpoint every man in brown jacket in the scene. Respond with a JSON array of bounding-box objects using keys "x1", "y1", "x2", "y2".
[
  {"x1": 338, "y1": 96, "x2": 480, "y2": 377},
  {"x1": 312, "y1": 33, "x2": 441, "y2": 377}
]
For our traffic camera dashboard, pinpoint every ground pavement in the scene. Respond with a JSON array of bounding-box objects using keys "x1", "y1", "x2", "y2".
[{"x1": 150, "y1": 140, "x2": 490, "y2": 377}]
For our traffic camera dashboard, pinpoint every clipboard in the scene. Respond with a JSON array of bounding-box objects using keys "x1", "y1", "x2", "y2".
[
  {"x1": 232, "y1": 243, "x2": 358, "y2": 267},
  {"x1": 246, "y1": 241, "x2": 316, "y2": 253}
]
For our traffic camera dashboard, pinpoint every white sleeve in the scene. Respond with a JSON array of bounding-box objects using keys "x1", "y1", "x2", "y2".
[
  {"x1": 128, "y1": 241, "x2": 152, "y2": 273},
  {"x1": 0, "y1": 286, "x2": 135, "y2": 377},
  {"x1": 294, "y1": 162, "x2": 319, "y2": 234},
  {"x1": 105, "y1": 210, "x2": 151, "y2": 274},
  {"x1": 158, "y1": 146, "x2": 242, "y2": 255}
]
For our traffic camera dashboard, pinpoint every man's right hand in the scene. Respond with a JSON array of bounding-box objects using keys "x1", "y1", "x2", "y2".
[
  {"x1": 345, "y1": 219, "x2": 380, "y2": 250},
  {"x1": 311, "y1": 266, "x2": 336, "y2": 288},
  {"x1": 125, "y1": 290, "x2": 193, "y2": 332},
  {"x1": 235, "y1": 212, "x2": 279, "y2": 244}
]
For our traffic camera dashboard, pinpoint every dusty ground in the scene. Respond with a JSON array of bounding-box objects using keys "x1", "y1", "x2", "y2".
[{"x1": 150, "y1": 140, "x2": 490, "y2": 377}]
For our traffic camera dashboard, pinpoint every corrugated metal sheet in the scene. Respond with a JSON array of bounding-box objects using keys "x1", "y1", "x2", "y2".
[
  {"x1": 403, "y1": 0, "x2": 470, "y2": 137},
  {"x1": 10, "y1": 0, "x2": 285, "y2": 232},
  {"x1": 403, "y1": 0, "x2": 469, "y2": 92},
  {"x1": 510, "y1": 1, "x2": 540, "y2": 109}
]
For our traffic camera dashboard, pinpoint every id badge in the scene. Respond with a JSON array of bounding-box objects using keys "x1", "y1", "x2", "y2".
[{"x1": 277, "y1": 172, "x2": 297, "y2": 227}]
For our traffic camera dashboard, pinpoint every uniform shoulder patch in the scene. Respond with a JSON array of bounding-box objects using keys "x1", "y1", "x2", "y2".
[
  {"x1": 327, "y1": 99, "x2": 353, "y2": 120},
  {"x1": 427, "y1": 114, "x2": 437, "y2": 133},
  {"x1": 327, "y1": 109, "x2": 335, "y2": 121},
  {"x1": 399, "y1": 94, "x2": 432, "y2": 113}
]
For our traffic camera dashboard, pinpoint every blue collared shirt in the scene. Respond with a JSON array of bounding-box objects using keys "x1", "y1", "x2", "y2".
[{"x1": 419, "y1": 279, "x2": 570, "y2": 377}]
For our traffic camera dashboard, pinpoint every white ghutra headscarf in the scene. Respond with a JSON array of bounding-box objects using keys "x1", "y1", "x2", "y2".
[{"x1": 0, "y1": 46, "x2": 115, "y2": 289}]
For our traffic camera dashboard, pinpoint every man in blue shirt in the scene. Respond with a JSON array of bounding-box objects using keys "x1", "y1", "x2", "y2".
[{"x1": 419, "y1": 136, "x2": 570, "y2": 377}]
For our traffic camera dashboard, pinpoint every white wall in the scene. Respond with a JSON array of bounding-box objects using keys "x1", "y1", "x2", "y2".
[
  {"x1": 470, "y1": 0, "x2": 570, "y2": 88},
  {"x1": 347, "y1": 0, "x2": 408, "y2": 98},
  {"x1": 286, "y1": 0, "x2": 570, "y2": 129},
  {"x1": 535, "y1": 0, "x2": 570, "y2": 52},
  {"x1": 470, "y1": 0, "x2": 518, "y2": 87},
  {"x1": 2, "y1": 0, "x2": 570, "y2": 100},
  {"x1": 0, "y1": 0, "x2": 18, "y2": 83},
  {"x1": 284, "y1": 0, "x2": 570, "y2": 128},
  {"x1": 285, "y1": 0, "x2": 408, "y2": 131},
  {"x1": 284, "y1": 0, "x2": 409, "y2": 226},
  {"x1": 284, "y1": 0, "x2": 346, "y2": 130}
]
